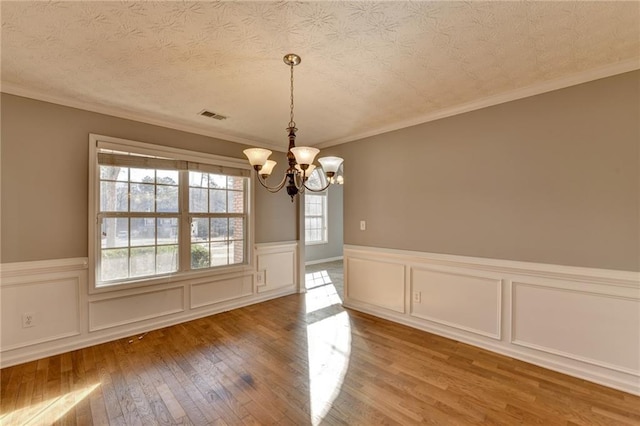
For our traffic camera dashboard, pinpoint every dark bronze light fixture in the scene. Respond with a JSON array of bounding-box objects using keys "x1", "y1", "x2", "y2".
[{"x1": 243, "y1": 54, "x2": 344, "y2": 201}]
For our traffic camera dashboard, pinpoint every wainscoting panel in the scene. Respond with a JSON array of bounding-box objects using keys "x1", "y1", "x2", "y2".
[
  {"x1": 512, "y1": 281, "x2": 640, "y2": 375},
  {"x1": 346, "y1": 257, "x2": 405, "y2": 313},
  {"x1": 255, "y1": 242, "x2": 298, "y2": 293},
  {"x1": 89, "y1": 286, "x2": 185, "y2": 331},
  {"x1": 1, "y1": 241, "x2": 299, "y2": 368},
  {"x1": 411, "y1": 267, "x2": 502, "y2": 339},
  {"x1": 191, "y1": 273, "x2": 253, "y2": 309},
  {"x1": 343, "y1": 245, "x2": 640, "y2": 395},
  {"x1": 1, "y1": 268, "x2": 83, "y2": 351}
]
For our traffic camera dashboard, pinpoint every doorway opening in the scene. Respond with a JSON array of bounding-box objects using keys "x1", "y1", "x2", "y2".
[{"x1": 302, "y1": 168, "x2": 344, "y2": 293}]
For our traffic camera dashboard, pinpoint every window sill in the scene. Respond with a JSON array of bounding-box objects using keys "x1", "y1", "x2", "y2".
[{"x1": 91, "y1": 264, "x2": 253, "y2": 295}]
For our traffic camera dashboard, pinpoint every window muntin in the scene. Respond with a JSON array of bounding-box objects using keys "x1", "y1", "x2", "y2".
[
  {"x1": 93, "y1": 143, "x2": 250, "y2": 288},
  {"x1": 100, "y1": 216, "x2": 180, "y2": 282},
  {"x1": 100, "y1": 167, "x2": 180, "y2": 213}
]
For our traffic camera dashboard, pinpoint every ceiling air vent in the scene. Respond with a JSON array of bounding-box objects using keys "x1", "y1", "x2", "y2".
[{"x1": 198, "y1": 109, "x2": 227, "y2": 120}]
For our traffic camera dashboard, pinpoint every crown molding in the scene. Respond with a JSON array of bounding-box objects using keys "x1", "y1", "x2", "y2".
[
  {"x1": 0, "y1": 82, "x2": 287, "y2": 152},
  {"x1": 315, "y1": 58, "x2": 640, "y2": 149},
  {"x1": 2, "y1": 57, "x2": 637, "y2": 153}
]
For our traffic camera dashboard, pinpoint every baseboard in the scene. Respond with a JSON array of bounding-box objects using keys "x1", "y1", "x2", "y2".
[{"x1": 305, "y1": 256, "x2": 344, "y2": 266}]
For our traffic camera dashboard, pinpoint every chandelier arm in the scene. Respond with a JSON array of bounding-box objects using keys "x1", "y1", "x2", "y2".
[
  {"x1": 256, "y1": 171, "x2": 288, "y2": 193},
  {"x1": 303, "y1": 181, "x2": 332, "y2": 192},
  {"x1": 292, "y1": 172, "x2": 307, "y2": 191}
]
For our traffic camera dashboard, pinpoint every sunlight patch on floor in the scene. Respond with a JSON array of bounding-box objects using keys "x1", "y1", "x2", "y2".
[
  {"x1": 305, "y1": 270, "x2": 333, "y2": 289},
  {"x1": 0, "y1": 382, "x2": 100, "y2": 425},
  {"x1": 305, "y1": 269, "x2": 351, "y2": 426},
  {"x1": 305, "y1": 278, "x2": 342, "y2": 314},
  {"x1": 307, "y1": 311, "x2": 351, "y2": 426}
]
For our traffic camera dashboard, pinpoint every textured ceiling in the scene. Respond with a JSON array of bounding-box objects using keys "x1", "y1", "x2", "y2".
[{"x1": 2, "y1": 1, "x2": 639, "y2": 150}]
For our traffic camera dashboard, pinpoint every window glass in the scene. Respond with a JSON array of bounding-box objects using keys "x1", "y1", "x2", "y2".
[
  {"x1": 305, "y1": 170, "x2": 328, "y2": 245},
  {"x1": 188, "y1": 171, "x2": 246, "y2": 270},
  {"x1": 95, "y1": 150, "x2": 249, "y2": 287}
]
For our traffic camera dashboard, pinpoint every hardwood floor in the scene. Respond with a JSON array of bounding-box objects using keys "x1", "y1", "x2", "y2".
[{"x1": 2, "y1": 262, "x2": 639, "y2": 425}]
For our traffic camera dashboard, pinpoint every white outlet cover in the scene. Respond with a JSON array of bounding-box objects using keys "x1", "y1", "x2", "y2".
[{"x1": 22, "y1": 312, "x2": 36, "y2": 328}]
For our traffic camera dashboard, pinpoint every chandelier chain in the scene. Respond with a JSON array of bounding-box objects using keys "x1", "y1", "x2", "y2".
[{"x1": 289, "y1": 63, "x2": 295, "y2": 129}]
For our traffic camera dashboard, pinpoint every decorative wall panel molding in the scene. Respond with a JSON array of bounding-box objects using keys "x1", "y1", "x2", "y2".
[
  {"x1": 1, "y1": 271, "x2": 84, "y2": 351},
  {"x1": 345, "y1": 257, "x2": 405, "y2": 313},
  {"x1": 255, "y1": 241, "x2": 298, "y2": 294},
  {"x1": 89, "y1": 287, "x2": 185, "y2": 332},
  {"x1": 511, "y1": 281, "x2": 640, "y2": 376},
  {"x1": 191, "y1": 273, "x2": 253, "y2": 309},
  {"x1": 343, "y1": 245, "x2": 640, "y2": 396},
  {"x1": 0, "y1": 241, "x2": 298, "y2": 368},
  {"x1": 410, "y1": 267, "x2": 502, "y2": 340}
]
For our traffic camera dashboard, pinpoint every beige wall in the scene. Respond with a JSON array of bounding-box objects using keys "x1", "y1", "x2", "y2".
[
  {"x1": 252, "y1": 150, "x2": 301, "y2": 243},
  {"x1": 0, "y1": 94, "x2": 296, "y2": 263},
  {"x1": 332, "y1": 71, "x2": 639, "y2": 271}
]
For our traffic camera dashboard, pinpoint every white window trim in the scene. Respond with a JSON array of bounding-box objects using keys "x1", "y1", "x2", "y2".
[
  {"x1": 305, "y1": 190, "x2": 328, "y2": 246},
  {"x1": 88, "y1": 134, "x2": 255, "y2": 294}
]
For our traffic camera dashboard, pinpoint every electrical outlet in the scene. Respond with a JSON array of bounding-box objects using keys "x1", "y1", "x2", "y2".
[
  {"x1": 360, "y1": 220, "x2": 366, "y2": 231},
  {"x1": 413, "y1": 292, "x2": 421, "y2": 304},
  {"x1": 22, "y1": 312, "x2": 35, "y2": 328},
  {"x1": 256, "y1": 271, "x2": 265, "y2": 285}
]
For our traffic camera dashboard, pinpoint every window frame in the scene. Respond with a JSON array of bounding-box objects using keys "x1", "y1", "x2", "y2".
[{"x1": 88, "y1": 134, "x2": 254, "y2": 294}]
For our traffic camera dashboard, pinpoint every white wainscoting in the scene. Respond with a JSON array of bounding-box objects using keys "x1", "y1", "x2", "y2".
[
  {"x1": 190, "y1": 273, "x2": 253, "y2": 309},
  {"x1": 1, "y1": 259, "x2": 86, "y2": 351},
  {"x1": 0, "y1": 241, "x2": 298, "y2": 368},
  {"x1": 255, "y1": 241, "x2": 298, "y2": 294},
  {"x1": 411, "y1": 267, "x2": 502, "y2": 340},
  {"x1": 343, "y1": 245, "x2": 640, "y2": 396},
  {"x1": 90, "y1": 286, "x2": 185, "y2": 331},
  {"x1": 346, "y1": 257, "x2": 405, "y2": 313},
  {"x1": 511, "y1": 281, "x2": 640, "y2": 375}
]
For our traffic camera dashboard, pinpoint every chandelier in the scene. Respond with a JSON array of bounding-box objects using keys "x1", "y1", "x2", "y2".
[{"x1": 243, "y1": 54, "x2": 344, "y2": 201}]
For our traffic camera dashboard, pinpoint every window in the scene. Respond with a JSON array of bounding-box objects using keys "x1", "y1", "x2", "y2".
[
  {"x1": 90, "y1": 135, "x2": 251, "y2": 290},
  {"x1": 98, "y1": 165, "x2": 180, "y2": 281},
  {"x1": 304, "y1": 170, "x2": 328, "y2": 244},
  {"x1": 188, "y1": 172, "x2": 245, "y2": 270}
]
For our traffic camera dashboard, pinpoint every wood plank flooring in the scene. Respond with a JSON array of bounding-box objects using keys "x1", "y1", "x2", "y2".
[{"x1": 1, "y1": 270, "x2": 639, "y2": 424}]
